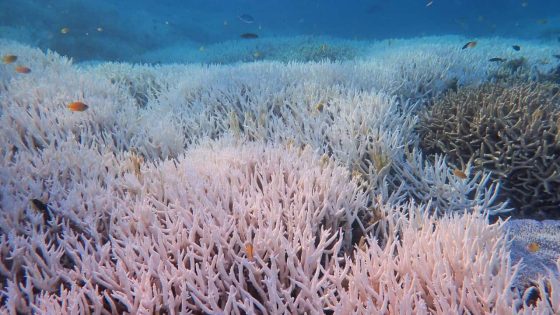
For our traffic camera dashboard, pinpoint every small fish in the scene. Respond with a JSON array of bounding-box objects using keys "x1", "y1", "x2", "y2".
[
  {"x1": 223, "y1": 20, "x2": 228, "y2": 26},
  {"x1": 462, "y1": 41, "x2": 477, "y2": 49},
  {"x1": 253, "y1": 50, "x2": 261, "y2": 58},
  {"x1": 453, "y1": 169, "x2": 467, "y2": 179},
  {"x1": 521, "y1": 1, "x2": 528, "y2": 7},
  {"x1": 96, "y1": 27, "x2": 103, "y2": 32},
  {"x1": 199, "y1": 46, "x2": 205, "y2": 52},
  {"x1": 553, "y1": 54, "x2": 560, "y2": 59},
  {"x1": 15, "y1": 66, "x2": 31, "y2": 74},
  {"x1": 512, "y1": 45, "x2": 521, "y2": 51},
  {"x1": 240, "y1": 33, "x2": 258, "y2": 39},
  {"x1": 536, "y1": 18, "x2": 548, "y2": 25},
  {"x1": 130, "y1": 152, "x2": 143, "y2": 178},
  {"x1": 238, "y1": 14, "x2": 255, "y2": 24},
  {"x1": 426, "y1": 1, "x2": 433, "y2": 7},
  {"x1": 30, "y1": 199, "x2": 54, "y2": 223},
  {"x1": 245, "y1": 242, "x2": 254, "y2": 260},
  {"x1": 489, "y1": 57, "x2": 506, "y2": 62},
  {"x1": 315, "y1": 100, "x2": 325, "y2": 112},
  {"x1": 527, "y1": 242, "x2": 540, "y2": 253},
  {"x1": 60, "y1": 27, "x2": 70, "y2": 34},
  {"x1": 67, "y1": 101, "x2": 89, "y2": 112},
  {"x1": 2, "y1": 54, "x2": 17, "y2": 64}
]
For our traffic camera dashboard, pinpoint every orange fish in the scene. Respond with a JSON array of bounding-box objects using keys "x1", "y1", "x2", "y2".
[
  {"x1": 462, "y1": 41, "x2": 477, "y2": 49},
  {"x1": 15, "y1": 66, "x2": 31, "y2": 74},
  {"x1": 245, "y1": 242, "x2": 254, "y2": 260},
  {"x1": 527, "y1": 242, "x2": 540, "y2": 253},
  {"x1": 453, "y1": 169, "x2": 467, "y2": 179},
  {"x1": 67, "y1": 101, "x2": 89, "y2": 112},
  {"x1": 2, "y1": 54, "x2": 17, "y2": 64}
]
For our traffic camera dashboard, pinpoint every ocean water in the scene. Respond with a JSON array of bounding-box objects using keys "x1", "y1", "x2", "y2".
[
  {"x1": 1, "y1": 0, "x2": 559, "y2": 63},
  {"x1": 2, "y1": 1, "x2": 560, "y2": 314}
]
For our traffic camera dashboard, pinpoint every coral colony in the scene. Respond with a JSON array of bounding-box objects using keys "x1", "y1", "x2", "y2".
[{"x1": 1, "y1": 35, "x2": 560, "y2": 314}]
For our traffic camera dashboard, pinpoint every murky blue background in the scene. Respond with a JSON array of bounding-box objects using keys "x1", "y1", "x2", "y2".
[{"x1": 1, "y1": 0, "x2": 558, "y2": 62}]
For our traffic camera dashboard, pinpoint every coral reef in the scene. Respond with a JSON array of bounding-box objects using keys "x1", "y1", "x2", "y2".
[
  {"x1": 0, "y1": 137, "x2": 555, "y2": 314},
  {"x1": 418, "y1": 82, "x2": 560, "y2": 217},
  {"x1": 0, "y1": 139, "x2": 367, "y2": 313},
  {"x1": 1, "y1": 37, "x2": 560, "y2": 313}
]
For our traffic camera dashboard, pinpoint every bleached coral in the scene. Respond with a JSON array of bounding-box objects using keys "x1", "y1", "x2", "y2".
[
  {"x1": 1, "y1": 138, "x2": 554, "y2": 314},
  {"x1": 1, "y1": 139, "x2": 368, "y2": 314},
  {"x1": 329, "y1": 205, "x2": 522, "y2": 314},
  {"x1": 87, "y1": 59, "x2": 504, "y2": 212},
  {"x1": 1, "y1": 37, "x2": 560, "y2": 314}
]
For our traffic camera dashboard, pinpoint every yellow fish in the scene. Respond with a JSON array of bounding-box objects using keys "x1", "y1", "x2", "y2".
[
  {"x1": 453, "y1": 169, "x2": 467, "y2": 179},
  {"x1": 527, "y1": 242, "x2": 540, "y2": 253},
  {"x1": 2, "y1": 54, "x2": 17, "y2": 64}
]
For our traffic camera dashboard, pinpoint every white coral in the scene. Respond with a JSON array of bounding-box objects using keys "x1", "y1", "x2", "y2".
[{"x1": 1, "y1": 37, "x2": 559, "y2": 314}]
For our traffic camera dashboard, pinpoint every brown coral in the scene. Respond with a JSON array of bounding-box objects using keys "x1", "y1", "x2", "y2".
[{"x1": 418, "y1": 82, "x2": 560, "y2": 217}]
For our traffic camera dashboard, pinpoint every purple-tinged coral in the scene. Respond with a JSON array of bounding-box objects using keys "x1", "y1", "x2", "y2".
[{"x1": 1, "y1": 140, "x2": 369, "y2": 314}]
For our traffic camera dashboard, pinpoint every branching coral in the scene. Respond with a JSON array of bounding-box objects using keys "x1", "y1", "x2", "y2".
[
  {"x1": 2, "y1": 138, "x2": 555, "y2": 314},
  {"x1": 1, "y1": 38, "x2": 560, "y2": 314},
  {"x1": 418, "y1": 82, "x2": 560, "y2": 216},
  {"x1": 328, "y1": 204, "x2": 524, "y2": 314},
  {"x1": 1, "y1": 140, "x2": 369, "y2": 314}
]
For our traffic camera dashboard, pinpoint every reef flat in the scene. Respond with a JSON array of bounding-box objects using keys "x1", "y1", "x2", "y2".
[{"x1": 1, "y1": 36, "x2": 559, "y2": 314}]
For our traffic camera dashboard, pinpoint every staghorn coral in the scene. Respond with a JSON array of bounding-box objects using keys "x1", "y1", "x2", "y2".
[
  {"x1": 0, "y1": 139, "x2": 369, "y2": 314},
  {"x1": 85, "y1": 55, "x2": 505, "y2": 213},
  {"x1": 329, "y1": 204, "x2": 524, "y2": 314},
  {"x1": 418, "y1": 82, "x2": 560, "y2": 217},
  {"x1": 1, "y1": 38, "x2": 560, "y2": 314},
  {"x1": 0, "y1": 38, "x2": 504, "y2": 215},
  {"x1": 2, "y1": 137, "x2": 556, "y2": 314}
]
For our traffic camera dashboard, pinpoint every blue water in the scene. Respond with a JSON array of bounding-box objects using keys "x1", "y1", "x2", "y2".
[{"x1": 0, "y1": 0, "x2": 559, "y2": 62}]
